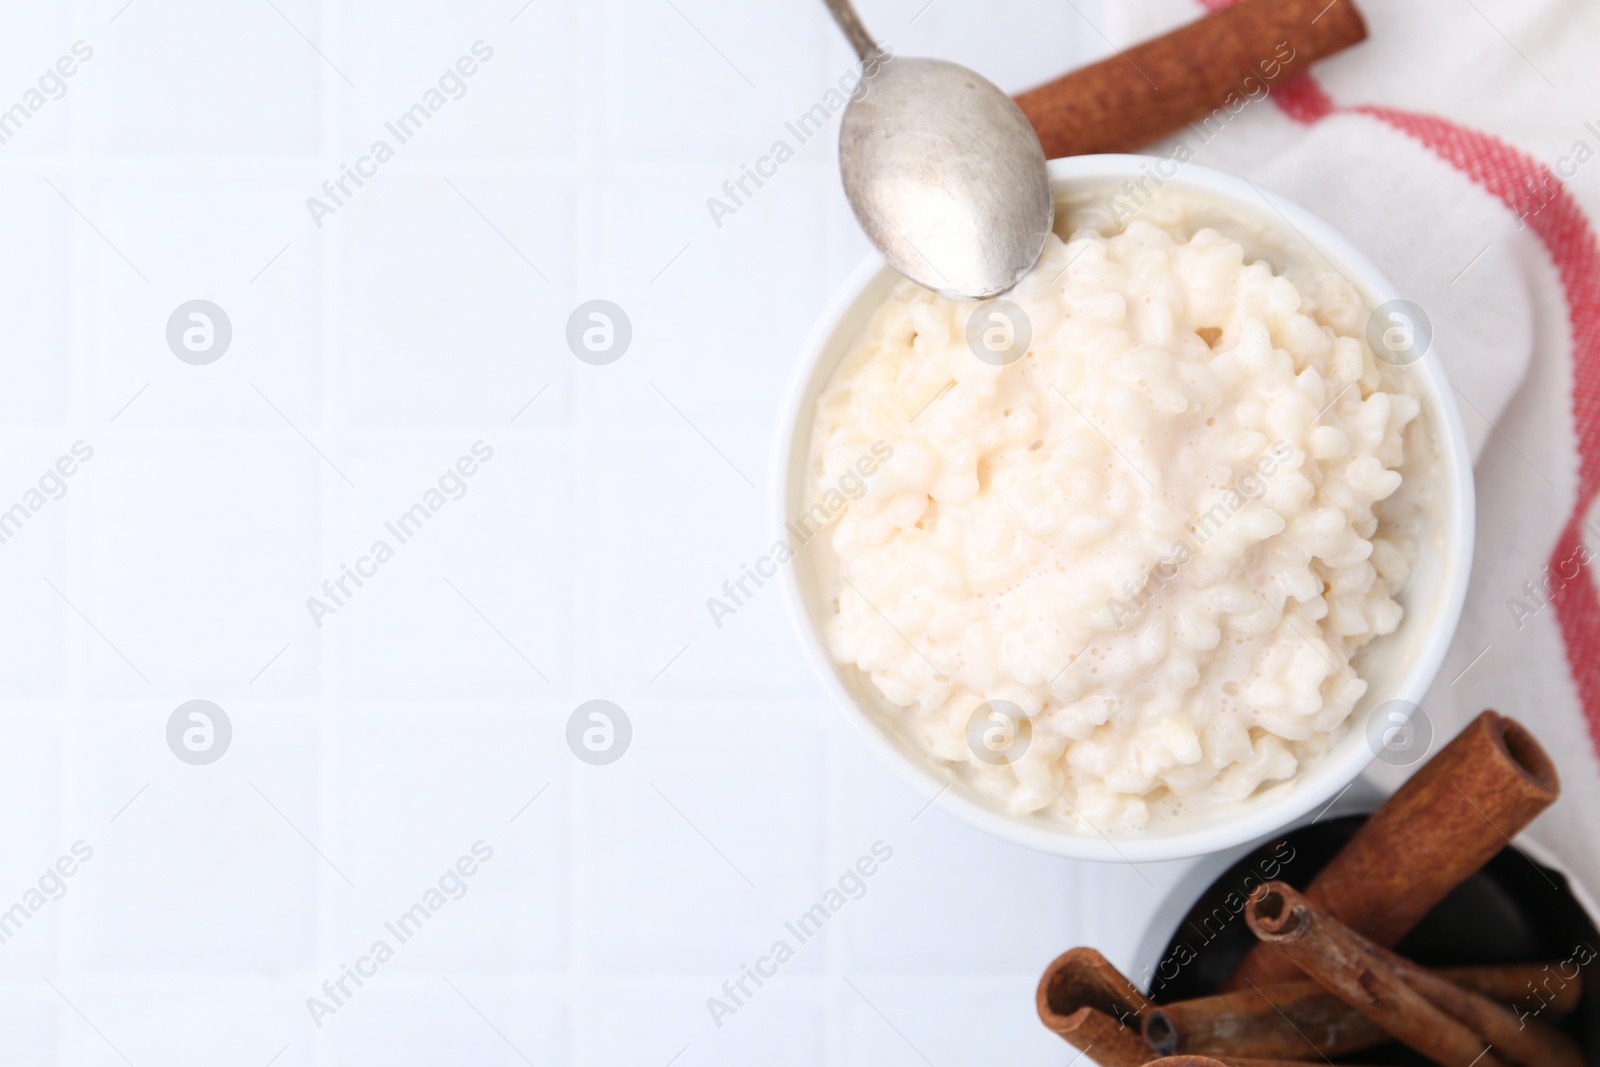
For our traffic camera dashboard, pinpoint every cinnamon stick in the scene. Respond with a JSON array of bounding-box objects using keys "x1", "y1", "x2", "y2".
[
  {"x1": 1227, "y1": 710, "x2": 1559, "y2": 989},
  {"x1": 1013, "y1": 0, "x2": 1368, "y2": 159},
  {"x1": 1145, "y1": 1059, "x2": 1395, "y2": 1067},
  {"x1": 1144, "y1": 963, "x2": 1581, "y2": 1058},
  {"x1": 1360, "y1": 941, "x2": 1585, "y2": 1067},
  {"x1": 1035, "y1": 947, "x2": 1154, "y2": 1067},
  {"x1": 1145, "y1": 1059, "x2": 1397, "y2": 1067},
  {"x1": 1446, "y1": 961, "x2": 1584, "y2": 1016},
  {"x1": 1146, "y1": 977, "x2": 1386, "y2": 1058},
  {"x1": 1244, "y1": 882, "x2": 1514, "y2": 1067}
]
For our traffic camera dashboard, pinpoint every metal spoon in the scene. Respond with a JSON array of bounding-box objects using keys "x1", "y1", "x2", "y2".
[{"x1": 824, "y1": 0, "x2": 1053, "y2": 299}]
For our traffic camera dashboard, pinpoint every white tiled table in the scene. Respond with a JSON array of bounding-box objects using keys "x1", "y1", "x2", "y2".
[{"x1": 0, "y1": 1, "x2": 1194, "y2": 1063}]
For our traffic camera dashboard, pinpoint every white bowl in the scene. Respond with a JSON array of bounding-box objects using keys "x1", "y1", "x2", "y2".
[{"x1": 771, "y1": 155, "x2": 1476, "y2": 863}]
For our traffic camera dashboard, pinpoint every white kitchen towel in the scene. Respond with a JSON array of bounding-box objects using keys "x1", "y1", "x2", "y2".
[{"x1": 1106, "y1": 0, "x2": 1600, "y2": 898}]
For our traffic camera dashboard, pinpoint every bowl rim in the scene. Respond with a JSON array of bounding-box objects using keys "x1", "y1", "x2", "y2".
[{"x1": 770, "y1": 154, "x2": 1477, "y2": 862}]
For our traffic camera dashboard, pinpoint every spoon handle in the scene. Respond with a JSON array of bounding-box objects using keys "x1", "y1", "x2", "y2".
[{"x1": 821, "y1": 0, "x2": 878, "y2": 62}]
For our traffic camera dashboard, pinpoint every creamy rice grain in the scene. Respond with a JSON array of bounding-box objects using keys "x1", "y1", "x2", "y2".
[{"x1": 809, "y1": 197, "x2": 1423, "y2": 832}]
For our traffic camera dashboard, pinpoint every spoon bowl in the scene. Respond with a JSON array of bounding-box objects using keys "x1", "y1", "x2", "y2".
[
  {"x1": 838, "y1": 54, "x2": 1054, "y2": 298},
  {"x1": 824, "y1": 0, "x2": 1053, "y2": 298}
]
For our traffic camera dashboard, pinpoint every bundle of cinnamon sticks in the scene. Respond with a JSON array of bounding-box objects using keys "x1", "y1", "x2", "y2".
[{"x1": 1037, "y1": 710, "x2": 1586, "y2": 1066}]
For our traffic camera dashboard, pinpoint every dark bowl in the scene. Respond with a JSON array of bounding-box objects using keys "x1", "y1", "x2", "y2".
[{"x1": 1151, "y1": 814, "x2": 1600, "y2": 1064}]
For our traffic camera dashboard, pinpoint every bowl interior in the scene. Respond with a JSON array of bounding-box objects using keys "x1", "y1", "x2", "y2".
[
  {"x1": 774, "y1": 156, "x2": 1475, "y2": 861},
  {"x1": 1149, "y1": 815, "x2": 1600, "y2": 1063}
]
